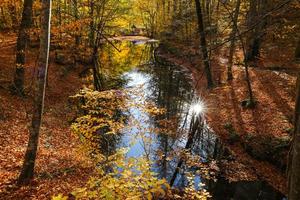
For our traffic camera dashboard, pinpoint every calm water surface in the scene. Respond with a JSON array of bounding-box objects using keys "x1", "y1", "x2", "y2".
[{"x1": 94, "y1": 39, "x2": 286, "y2": 200}]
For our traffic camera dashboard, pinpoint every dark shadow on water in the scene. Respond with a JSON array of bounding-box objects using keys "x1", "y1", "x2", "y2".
[
  {"x1": 209, "y1": 179, "x2": 286, "y2": 200},
  {"x1": 96, "y1": 39, "x2": 286, "y2": 200}
]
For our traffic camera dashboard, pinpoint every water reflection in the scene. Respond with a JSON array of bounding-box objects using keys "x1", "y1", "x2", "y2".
[
  {"x1": 94, "y1": 39, "x2": 285, "y2": 200},
  {"x1": 209, "y1": 179, "x2": 286, "y2": 200}
]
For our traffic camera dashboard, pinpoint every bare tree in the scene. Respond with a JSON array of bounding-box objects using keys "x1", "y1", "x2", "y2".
[{"x1": 18, "y1": 0, "x2": 52, "y2": 184}]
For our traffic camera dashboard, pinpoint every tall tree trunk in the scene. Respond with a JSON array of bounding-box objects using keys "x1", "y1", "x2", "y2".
[
  {"x1": 91, "y1": 31, "x2": 103, "y2": 91},
  {"x1": 227, "y1": 0, "x2": 241, "y2": 81},
  {"x1": 195, "y1": 0, "x2": 214, "y2": 88},
  {"x1": 18, "y1": 0, "x2": 52, "y2": 184},
  {"x1": 245, "y1": 0, "x2": 257, "y2": 62},
  {"x1": 89, "y1": 0, "x2": 95, "y2": 47},
  {"x1": 205, "y1": 0, "x2": 210, "y2": 24},
  {"x1": 73, "y1": 0, "x2": 80, "y2": 46},
  {"x1": 56, "y1": 0, "x2": 62, "y2": 40},
  {"x1": 13, "y1": 0, "x2": 34, "y2": 95},
  {"x1": 223, "y1": 1, "x2": 255, "y2": 106},
  {"x1": 295, "y1": 40, "x2": 300, "y2": 61},
  {"x1": 288, "y1": 40, "x2": 300, "y2": 200},
  {"x1": 92, "y1": 46, "x2": 102, "y2": 91},
  {"x1": 9, "y1": 3, "x2": 18, "y2": 29},
  {"x1": 162, "y1": 0, "x2": 166, "y2": 23},
  {"x1": 245, "y1": 0, "x2": 268, "y2": 63}
]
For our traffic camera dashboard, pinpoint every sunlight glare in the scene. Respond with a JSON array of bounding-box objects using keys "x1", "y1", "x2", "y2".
[{"x1": 190, "y1": 100, "x2": 206, "y2": 115}]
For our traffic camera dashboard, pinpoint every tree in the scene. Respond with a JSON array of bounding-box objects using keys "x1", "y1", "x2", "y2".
[
  {"x1": 288, "y1": 39, "x2": 300, "y2": 200},
  {"x1": 296, "y1": 39, "x2": 300, "y2": 60},
  {"x1": 72, "y1": 0, "x2": 80, "y2": 47},
  {"x1": 88, "y1": 0, "x2": 126, "y2": 91},
  {"x1": 227, "y1": 0, "x2": 241, "y2": 81},
  {"x1": 18, "y1": 0, "x2": 52, "y2": 184},
  {"x1": 245, "y1": 0, "x2": 269, "y2": 63},
  {"x1": 195, "y1": 0, "x2": 214, "y2": 88},
  {"x1": 12, "y1": 0, "x2": 34, "y2": 95},
  {"x1": 137, "y1": 0, "x2": 158, "y2": 37},
  {"x1": 89, "y1": 0, "x2": 95, "y2": 47},
  {"x1": 221, "y1": 1, "x2": 255, "y2": 107}
]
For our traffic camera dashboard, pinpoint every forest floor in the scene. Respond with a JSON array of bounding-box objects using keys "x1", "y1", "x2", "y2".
[
  {"x1": 0, "y1": 32, "x2": 94, "y2": 200},
  {"x1": 0, "y1": 31, "x2": 298, "y2": 198},
  {"x1": 158, "y1": 41, "x2": 299, "y2": 195}
]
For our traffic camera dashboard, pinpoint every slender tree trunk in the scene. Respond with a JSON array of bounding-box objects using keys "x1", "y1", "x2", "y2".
[
  {"x1": 237, "y1": 27, "x2": 255, "y2": 107},
  {"x1": 245, "y1": 0, "x2": 268, "y2": 63},
  {"x1": 167, "y1": 0, "x2": 171, "y2": 21},
  {"x1": 295, "y1": 40, "x2": 300, "y2": 60},
  {"x1": 89, "y1": 0, "x2": 95, "y2": 47},
  {"x1": 56, "y1": 0, "x2": 62, "y2": 40},
  {"x1": 91, "y1": 32, "x2": 103, "y2": 91},
  {"x1": 288, "y1": 40, "x2": 300, "y2": 200},
  {"x1": 205, "y1": 0, "x2": 210, "y2": 24},
  {"x1": 253, "y1": 0, "x2": 268, "y2": 60},
  {"x1": 227, "y1": 0, "x2": 241, "y2": 81},
  {"x1": 92, "y1": 46, "x2": 102, "y2": 91},
  {"x1": 244, "y1": 59, "x2": 255, "y2": 106},
  {"x1": 195, "y1": 0, "x2": 214, "y2": 88},
  {"x1": 0, "y1": 7, "x2": 7, "y2": 26},
  {"x1": 13, "y1": 0, "x2": 34, "y2": 95},
  {"x1": 162, "y1": 0, "x2": 166, "y2": 23},
  {"x1": 245, "y1": 0, "x2": 257, "y2": 62},
  {"x1": 288, "y1": 73, "x2": 300, "y2": 200},
  {"x1": 73, "y1": 0, "x2": 80, "y2": 46},
  {"x1": 9, "y1": 3, "x2": 18, "y2": 28},
  {"x1": 222, "y1": 0, "x2": 255, "y2": 106},
  {"x1": 18, "y1": 0, "x2": 52, "y2": 184}
]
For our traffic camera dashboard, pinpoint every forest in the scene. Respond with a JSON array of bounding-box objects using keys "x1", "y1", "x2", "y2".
[{"x1": 0, "y1": 0, "x2": 299, "y2": 199}]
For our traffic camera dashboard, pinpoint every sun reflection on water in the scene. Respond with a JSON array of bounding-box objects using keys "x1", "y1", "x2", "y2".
[{"x1": 190, "y1": 99, "x2": 206, "y2": 116}]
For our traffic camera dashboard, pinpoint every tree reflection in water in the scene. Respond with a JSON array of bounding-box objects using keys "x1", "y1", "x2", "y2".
[{"x1": 79, "y1": 40, "x2": 285, "y2": 200}]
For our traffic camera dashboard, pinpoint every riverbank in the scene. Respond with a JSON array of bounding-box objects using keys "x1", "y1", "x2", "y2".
[
  {"x1": 156, "y1": 42, "x2": 297, "y2": 194},
  {"x1": 0, "y1": 32, "x2": 295, "y2": 198},
  {"x1": 0, "y1": 33, "x2": 94, "y2": 199}
]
